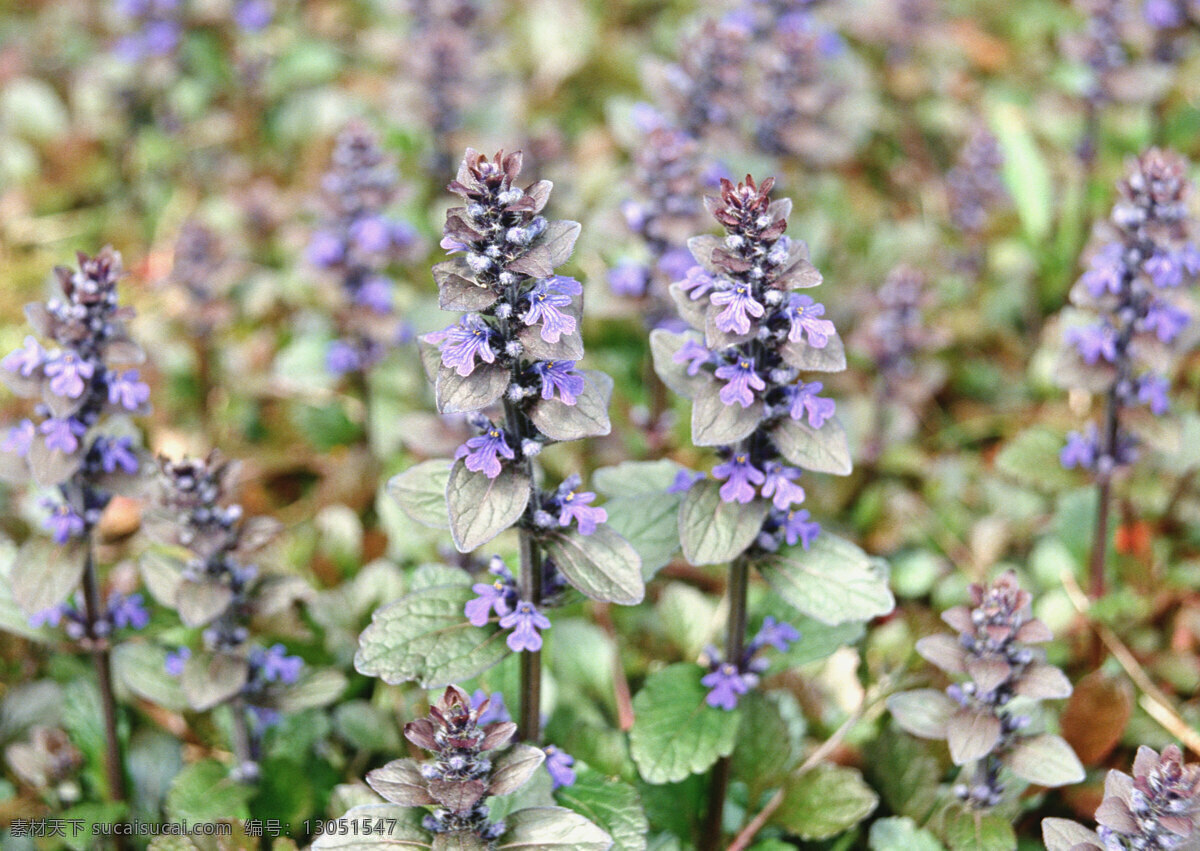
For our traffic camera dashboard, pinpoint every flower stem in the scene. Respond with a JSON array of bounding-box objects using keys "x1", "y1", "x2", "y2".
[
  {"x1": 80, "y1": 542, "x2": 129, "y2": 848},
  {"x1": 701, "y1": 555, "x2": 750, "y2": 850},
  {"x1": 229, "y1": 698, "x2": 256, "y2": 782},
  {"x1": 1090, "y1": 388, "x2": 1119, "y2": 599}
]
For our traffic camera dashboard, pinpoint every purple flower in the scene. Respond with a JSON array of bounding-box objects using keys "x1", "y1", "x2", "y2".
[
  {"x1": 668, "y1": 469, "x2": 705, "y2": 493},
  {"x1": 357, "y1": 277, "x2": 393, "y2": 314},
  {"x1": 557, "y1": 480, "x2": 606, "y2": 536},
  {"x1": 107, "y1": 369, "x2": 151, "y2": 411},
  {"x1": 164, "y1": 647, "x2": 191, "y2": 677},
  {"x1": 1145, "y1": 0, "x2": 1184, "y2": 28},
  {"x1": 782, "y1": 295, "x2": 835, "y2": 347},
  {"x1": 39, "y1": 417, "x2": 86, "y2": 454},
  {"x1": 3, "y1": 419, "x2": 35, "y2": 457},
  {"x1": 673, "y1": 339, "x2": 712, "y2": 375},
  {"x1": 1061, "y1": 427, "x2": 1099, "y2": 470},
  {"x1": 677, "y1": 266, "x2": 716, "y2": 300},
  {"x1": 659, "y1": 248, "x2": 696, "y2": 281},
  {"x1": 750, "y1": 616, "x2": 800, "y2": 653},
  {"x1": 531, "y1": 361, "x2": 585, "y2": 404},
  {"x1": 44, "y1": 352, "x2": 95, "y2": 399},
  {"x1": 465, "y1": 581, "x2": 512, "y2": 626},
  {"x1": 609, "y1": 261, "x2": 649, "y2": 298},
  {"x1": 234, "y1": 0, "x2": 272, "y2": 31},
  {"x1": 715, "y1": 356, "x2": 765, "y2": 407},
  {"x1": 781, "y1": 509, "x2": 820, "y2": 548},
  {"x1": 712, "y1": 453, "x2": 765, "y2": 504},
  {"x1": 97, "y1": 437, "x2": 139, "y2": 474},
  {"x1": 702, "y1": 663, "x2": 750, "y2": 710},
  {"x1": 255, "y1": 644, "x2": 304, "y2": 684},
  {"x1": 42, "y1": 501, "x2": 85, "y2": 544},
  {"x1": 350, "y1": 216, "x2": 393, "y2": 254},
  {"x1": 787, "y1": 381, "x2": 835, "y2": 428},
  {"x1": 107, "y1": 592, "x2": 150, "y2": 631},
  {"x1": 471, "y1": 690, "x2": 512, "y2": 725},
  {"x1": 307, "y1": 231, "x2": 345, "y2": 268},
  {"x1": 499, "y1": 601, "x2": 551, "y2": 652},
  {"x1": 1068, "y1": 323, "x2": 1118, "y2": 364},
  {"x1": 1142, "y1": 301, "x2": 1189, "y2": 343},
  {"x1": 760, "y1": 463, "x2": 806, "y2": 510},
  {"x1": 711, "y1": 283, "x2": 765, "y2": 335},
  {"x1": 441, "y1": 235, "x2": 468, "y2": 253},
  {"x1": 29, "y1": 604, "x2": 67, "y2": 629},
  {"x1": 1145, "y1": 250, "x2": 1184, "y2": 289},
  {"x1": 3, "y1": 336, "x2": 45, "y2": 377},
  {"x1": 454, "y1": 427, "x2": 515, "y2": 479},
  {"x1": 428, "y1": 314, "x2": 497, "y2": 377},
  {"x1": 544, "y1": 745, "x2": 576, "y2": 789},
  {"x1": 1080, "y1": 243, "x2": 1126, "y2": 297},
  {"x1": 143, "y1": 19, "x2": 180, "y2": 55},
  {"x1": 1137, "y1": 374, "x2": 1170, "y2": 415},
  {"x1": 522, "y1": 277, "x2": 580, "y2": 344},
  {"x1": 327, "y1": 340, "x2": 362, "y2": 375}
]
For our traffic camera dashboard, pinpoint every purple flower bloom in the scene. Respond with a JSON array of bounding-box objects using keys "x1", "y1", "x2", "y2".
[
  {"x1": 668, "y1": 469, "x2": 705, "y2": 493},
  {"x1": 1068, "y1": 323, "x2": 1118, "y2": 364},
  {"x1": 39, "y1": 417, "x2": 86, "y2": 454},
  {"x1": 107, "y1": 369, "x2": 150, "y2": 411},
  {"x1": 454, "y1": 426, "x2": 515, "y2": 478},
  {"x1": 440, "y1": 235, "x2": 468, "y2": 253},
  {"x1": 465, "y1": 581, "x2": 512, "y2": 626},
  {"x1": 1061, "y1": 427, "x2": 1099, "y2": 470},
  {"x1": 544, "y1": 745, "x2": 576, "y2": 789},
  {"x1": 557, "y1": 481, "x2": 606, "y2": 536},
  {"x1": 471, "y1": 689, "x2": 512, "y2": 725},
  {"x1": 609, "y1": 261, "x2": 650, "y2": 298},
  {"x1": 782, "y1": 295, "x2": 835, "y2": 347},
  {"x1": 3, "y1": 419, "x2": 35, "y2": 456},
  {"x1": 255, "y1": 644, "x2": 304, "y2": 684},
  {"x1": 29, "y1": 604, "x2": 67, "y2": 629},
  {"x1": 531, "y1": 360, "x2": 585, "y2": 404},
  {"x1": 234, "y1": 0, "x2": 272, "y2": 31},
  {"x1": 97, "y1": 436, "x2": 139, "y2": 474},
  {"x1": 307, "y1": 231, "x2": 345, "y2": 268},
  {"x1": 327, "y1": 339, "x2": 362, "y2": 375},
  {"x1": 787, "y1": 381, "x2": 835, "y2": 428},
  {"x1": 1145, "y1": 250, "x2": 1184, "y2": 289},
  {"x1": 522, "y1": 277, "x2": 580, "y2": 344},
  {"x1": 428, "y1": 314, "x2": 497, "y2": 377},
  {"x1": 350, "y1": 216, "x2": 393, "y2": 254},
  {"x1": 44, "y1": 352, "x2": 94, "y2": 399},
  {"x1": 357, "y1": 277, "x2": 393, "y2": 314},
  {"x1": 714, "y1": 356, "x2": 765, "y2": 407},
  {"x1": 659, "y1": 248, "x2": 696, "y2": 281},
  {"x1": 673, "y1": 339, "x2": 712, "y2": 375},
  {"x1": 677, "y1": 266, "x2": 716, "y2": 300},
  {"x1": 712, "y1": 453, "x2": 765, "y2": 504},
  {"x1": 751, "y1": 616, "x2": 800, "y2": 653},
  {"x1": 143, "y1": 19, "x2": 180, "y2": 55},
  {"x1": 1080, "y1": 243, "x2": 1126, "y2": 297},
  {"x1": 1137, "y1": 374, "x2": 1170, "y2": 415},
  {"x1": 42, "y1": 501, "x2": 85, "y2": 544},
  {"x1": 760, "y1": 463, "x2": 806, "y2": 510},
  {"x1": 499, "y1": 601, "x2": 551, "y2": 652},
  {"x1": 165, "y1": 646, "x2": 191, "y2": 677},
  {"x1": 1145, "y1": 0, "x2": 1184, "y2": 28},
  {"x1": 1143, "y1": 301, "x2": 1189, "y2": 343},
  {"x1": 711, "y1": 283, "x2": 765, "y2": 335},
  {"x1": 107, "y1": 592, "x2": 150, "y2": 630},
  {"x1": 781, "y1": 508, "x2": 821, "y2": 548},
  {"x1": 2, "y1": 336, "x2": 45, "y2": 377},
  {"x1": 701, "y1": 663, "x2": 750, "y2": 710}
]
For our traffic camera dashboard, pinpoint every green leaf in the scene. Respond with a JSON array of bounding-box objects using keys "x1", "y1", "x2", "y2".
[
  {"x1": 937, "y1": 803, "x2": 1017, "y2": 851},
  {"x1": 555, "y1": 768, "x2": 648, "y2": 851},
  {"x1": 730, "y1": 693, "x2": 795, "y2": 794},
  {"x1": 678, "y1": 479, "x2": 768, "y2": 566},
  {"x1": 886, "y1": 689, "x2": 956, "y2": 740},
  {"x1": 593, "y1": 460, "x2": 685, "y2": 496},
  {"x1": 446, "y1": 460, "x2": 531, "y2": 553},
  {"x1": 648, "y1": 329, "x2": 705, "y2": 399},
  {"x1": 310, "y1": 804, "x2": 433, "y2": 849},
  {"x1": 529, "y1": 371, "x2": 613, "y2": 441},
  {"x1": 489, "y1": 744, "x2": 547, "y2": 796},
  {"x1": 869, "y1": 817, "x2": 946, "y2": 851},
  {"x1": 388, "y1": 460, "x2": 453, "y2": 530},
  {"x1": 356, "y1": 583, "x2": 510, "y2": 687},
  {"x1": 772, "y1": 764, "x2": 878, "y2": 840},
  {"x1": 272, "y1": 669, "x2": 348, "y2": 711},
  {"x1": 496, "y1": 806, "x2": 613, "y2": 850},
  {"x1": 771, "y1": 416, "x2": 853, "y2": 476},
  {"x1": 995, "y1": 428, "x2": 1076, "y2": 493},
  {"x1": 10, "y1": 538, "x2": 85, "y2": 615},
  {"x1": 181, "y1": 652, "x2": 249, "y2": 712},
  {"x1": 435, "y1": 362, "x2": 510, "y2": 415},
  {"x1": 113, "y1": 643, "x2": 188, "y2": 712},
  {"x1": 629, "y1": 664, "x2": 741, "y2": 784},
  {"x1": 1003, "y1": 734, "x2": 1084, "y2": 787},
  {"x1": 165, "y1": 759, "x2": 253, "y2": 824},
  {"x1": 176, "y1": 578, "x2": 234, "y2": 627},
  {"x1": 601, "y1": 494, "x2": 681, "y2": 578},
  {"x1": 1041, "y1": 818, "x2": 1101, "y2": 851},
  {"x1": 946, "y1": 709, "x2": 1001, "y2": 765},
  {"x1": 988, "y1": 100, "x2": 1051, "y2": 242},
  {"x1": 780, "y1": 330, "x2": 847, "y2": 373},
  {"x1": 757, "y1": 534, "x2": 894, "y2": 625},
  {"x1": 518, "y1": 295, "x2": 584, "y2": 361},
  {"x1": 541, "y1": 525, "x2": 645, "y2": 605},
  {"x1": 691, "y1": 384, "x2": 762, "y2": 446}
]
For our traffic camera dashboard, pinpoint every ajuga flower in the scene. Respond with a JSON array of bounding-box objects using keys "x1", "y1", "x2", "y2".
[
  {"x1": 29, "y1": 591, "x2": 150, "y2": 641},
  {"x1": 1044, "y1": 745, "x2": 1200, "y2": 851},
  {"x1": 701, "y1": 616, "x2": 799, "y2": 710},
  {"x1": 947, "y1": 127, "x2": 1008, "y2": 238},
  {"x1": 889, "y1": 572, "x2": 1081, "y2": 809},
  {"x1": 661, "y1": 19, "x2": 751, "y2": 141},
  {"x1": 113, "y1": 0, "x2": 182, "y2": 62},
  {"x1": 309, "y1": 122, "x2": 421, "y2": 377}
]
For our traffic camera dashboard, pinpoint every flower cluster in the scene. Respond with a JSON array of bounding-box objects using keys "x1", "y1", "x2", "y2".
[
  {"x1": 701, "y1": 616, "x2": 799, "y2": 710},
  {"x1": 853, "y1": 265, "x2": 938, "y2": 387},
  {"x1": 1059, "y1": 149, "x2": 1199, "y2": 476},
  {"x1": 1065, "y1": 0, "x2": 1132, "y2": 159},
  {"x1": 655, "y1": 175, "x2": 845, "y2": 552},
  {"x1": 946, "y1": 127, "x2": 1008, "y2": 238},
  {"x1": 165, "y1": 642, "x2": 304, "y2": 734},
  {"x1": 309, "y1": 123, "x2": 421, "y2": 376},
  {"x1": 661, "y1": 18, "x2": 751, "y2": 141},
  {"x1": 113, "y1": 0, "x2": 182, "y2": 62},
  {"x1": 889, "y1": 572, "x2": 1077, "y2": 809},
  {"x1": 467, "y1": 690, "x2": 576, "y2": 789},
  {"x1": 465, "y1": 555, "x2": 566, "y2": 652},
  {"x1": 169, "y1": 220, "x2": 233, "y2": 335},
  {"x1": 31, "y1": 592, "x2": 150, "y2": 642},
  {"x1": 1, "y1": 248, "x2": 148, "y2": 544},
  {"x1": 1045, "y1": 745, "x2": 1200, "y2": 850}
]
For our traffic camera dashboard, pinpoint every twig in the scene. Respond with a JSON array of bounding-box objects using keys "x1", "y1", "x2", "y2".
[{"x1": 594, "y1": 603, "x2": 635, "y2": 731}]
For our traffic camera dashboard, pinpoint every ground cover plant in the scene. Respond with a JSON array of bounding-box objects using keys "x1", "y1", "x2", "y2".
[{"x1": 3, "y1": 0, "x2": 1200, "y2": 849}]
